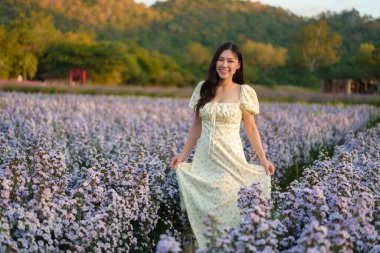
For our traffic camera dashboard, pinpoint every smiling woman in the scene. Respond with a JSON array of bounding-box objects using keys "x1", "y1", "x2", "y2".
[
  {"x1": 215, "y1": 50, "x2": 241, "y2": 83},
  {"x1": 170, "y1": 41, "x2": 275, "y2": 250}
]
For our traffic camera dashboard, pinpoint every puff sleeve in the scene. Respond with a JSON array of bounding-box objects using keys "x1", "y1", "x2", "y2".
[
  {"x1": 241, "y1": 84, "x2": 259, "y2": 115},
  {"x1": 188, "y1": 80, "x2": 204, "y2": 111}
]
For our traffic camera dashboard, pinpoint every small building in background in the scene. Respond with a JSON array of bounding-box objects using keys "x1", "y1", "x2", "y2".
[
  {"x1": 40, "y1": 69, "x2": 88, "y2": 85},
  {"x1": 322, "y1": 79, "x2": 379, "y2": 95},
  {"x1": 69, "y1": 69, "x2": 87, "y2": 86}
]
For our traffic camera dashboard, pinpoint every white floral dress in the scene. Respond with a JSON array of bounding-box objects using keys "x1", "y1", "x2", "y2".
[{"x1": 176, "y1": 80, "x2": 272, "y2": 248}]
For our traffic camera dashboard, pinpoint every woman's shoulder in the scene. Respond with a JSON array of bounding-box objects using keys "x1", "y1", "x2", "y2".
[
  {"x1": 241, "y1": 83, "x2": 256, "y2": 90},
  {"x1": 193, "y1": 80, "x2": 205, "y2": 90},
  {"x1": 241, "y1": 84, "x2": 258, "y2": 96},
  {"x1": 240, "y1": 84, "x2": 259, "y2": 114},
  {"x1": 188, "y1": 80, "x2": 205, "y2": 110},
  {"x1": 198, "y1": 80, "x2": 205, "y2": 87}
]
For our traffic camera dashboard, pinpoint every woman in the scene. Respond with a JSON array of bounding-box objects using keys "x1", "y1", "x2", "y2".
[{"x1": 170, "y1": 41, "x2": 275, "y2": 249}]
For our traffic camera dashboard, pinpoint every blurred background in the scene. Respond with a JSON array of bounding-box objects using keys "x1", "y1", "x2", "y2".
[{"x1": 0, "y1": 0, "x2": 379, "y2": 96}]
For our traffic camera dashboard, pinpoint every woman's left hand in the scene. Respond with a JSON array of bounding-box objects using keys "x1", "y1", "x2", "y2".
[{"x1": 262, "y1": 159, "x2": 275, "y2": 176}]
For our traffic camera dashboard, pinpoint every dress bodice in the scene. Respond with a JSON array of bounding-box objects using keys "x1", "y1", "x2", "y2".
[
  {"x1": 189, "y1": 81, "x2": 261, "y2": 154},
  {"x1": 199, "y1": 102, "x2": 243, "y2": 153},
  {"x1": 188, "y1": 81, "x2": 260, "y2": 117},
  {"x1": 199, "y1": 102, "x2": 242, "y2": 123}
]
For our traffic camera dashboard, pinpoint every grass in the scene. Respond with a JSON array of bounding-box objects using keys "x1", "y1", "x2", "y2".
[
  {"x1": 255, "y1": 83, "x2": 319, "y2": 93},
  {"x1": 0, "y1": 80, "x2": 379, "y2": 107}
]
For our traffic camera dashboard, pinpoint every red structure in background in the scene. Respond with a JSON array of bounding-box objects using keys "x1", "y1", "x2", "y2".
[{"x1": 69, "y1": 69, "x2": 87, "y2": 86}]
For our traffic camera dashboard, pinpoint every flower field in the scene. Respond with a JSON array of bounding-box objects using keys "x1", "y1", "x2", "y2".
[
  {"x1": 159, "y1": 120, "x2": 379, "y2": 253},
  {"x1": 0, "y1": 92, "x2": 379, "y2": 252}
]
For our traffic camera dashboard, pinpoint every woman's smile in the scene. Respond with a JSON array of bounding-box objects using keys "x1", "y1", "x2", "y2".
[
  {"x1": 219, "y1": 68, "x2": 229, "y2": 74},
  {"x1": 215, "y1": 49, "x2": 241, "y2": 80}
]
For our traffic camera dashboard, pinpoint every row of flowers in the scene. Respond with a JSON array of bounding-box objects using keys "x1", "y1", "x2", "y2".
[
  {"x1": 158, "y1": 122, "x2": 380, "y2": 252},
  {"x1": 0, "y1": 92, "x2": 378, "y2": 252}
]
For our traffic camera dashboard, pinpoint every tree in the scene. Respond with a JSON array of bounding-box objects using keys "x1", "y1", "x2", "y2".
[
  {"x1": 6, "y1": 11, "x2": 62, "y2": 79},
  {"x1": 181, "y1": 42, "x2": 212, "y2": 79},
  {"x1": 358, "y1": 43, "x2": 375, "y2": 60},
  {"x1": 39, "y1": 42, "x2": 132, "y2": 85},
  {"x1": 368, "y1": 44, "x2": 380, "y2": 81},
  {"x1": 356, "y1": 43, "x2": 375, "y2": 79},
  {"x1": 0, "y1": 26, "x2": 11, "y2": 78},
  {"x1": 186, "y1": 42, "x2": 211, "y2": 69},
  {"x1": 20, "y1": 53, "x2": 38, "y2": 80},
  {"x1": 64, "y1": 28, "x2": 97, "y2": 45},
  {"x1": 8, "y1": 12, "x2": 62, "y2": 56},
  {"x1": 293, "y1": 20, "x2": 342, "y2": 71},
  {"x1": 242, "y1": 39, "x2": 287, "y2": 69}
]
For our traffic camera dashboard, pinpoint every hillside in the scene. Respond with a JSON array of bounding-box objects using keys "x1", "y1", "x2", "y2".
[
  {"x1": 138, "y1": 0, "x2": 304, "y2": 53},
  {"x1": 3, "y1": 0, "x2": 379, "y2": 53},
  {"x1": 0, "y1": 0, "x2": 379, "y2": 88}
]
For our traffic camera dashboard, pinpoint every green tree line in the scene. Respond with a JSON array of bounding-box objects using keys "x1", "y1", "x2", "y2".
[{"x1": 0, "y1": 0, "x2": 379, "y2": 88}]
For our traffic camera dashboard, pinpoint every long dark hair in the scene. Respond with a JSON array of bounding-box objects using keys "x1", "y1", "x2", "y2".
[{"x1": 194, "y1": 41, "x2": 244, "y2": 116}]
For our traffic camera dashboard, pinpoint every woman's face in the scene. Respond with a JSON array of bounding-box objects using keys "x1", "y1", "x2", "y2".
[{"x1": 215, "y1": 49, "x2": 241, "y2": 80}]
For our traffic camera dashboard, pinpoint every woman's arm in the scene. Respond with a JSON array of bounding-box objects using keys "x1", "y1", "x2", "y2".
[
  {"x1": 171, "y1": 113, "x2": 202, "y2": 168},
  {"x1": 242, "y1": 112, "x2": 275, "y2": 175},
  {"x1": 180, "y1": 113, "x2": 202, "y2": 158}
]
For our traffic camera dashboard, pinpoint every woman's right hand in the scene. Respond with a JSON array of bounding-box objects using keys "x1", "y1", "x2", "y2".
[{"x1": 170, "y1": 154, "x2": 186, "y2": 169}]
